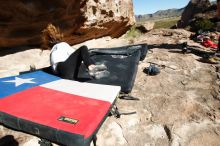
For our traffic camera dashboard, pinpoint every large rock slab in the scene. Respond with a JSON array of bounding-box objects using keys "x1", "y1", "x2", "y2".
[{"x1": 0, "y1": 0, "x2": 135, "y2": 48}]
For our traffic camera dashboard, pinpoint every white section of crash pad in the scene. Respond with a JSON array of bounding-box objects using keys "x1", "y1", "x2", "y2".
[{"x1": 41, "y1": 79, "x2": 121, "y2": 103}]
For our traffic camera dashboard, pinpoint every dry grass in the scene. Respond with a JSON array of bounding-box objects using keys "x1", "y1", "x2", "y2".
[{"x1": 153, "y1": 17, "x2": 180, "y2": 29}]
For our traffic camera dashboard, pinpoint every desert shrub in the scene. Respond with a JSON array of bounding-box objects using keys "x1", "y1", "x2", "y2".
[
  {"x1": 192, "y1": 18, "x2": 215, "y2": 32},
  {"x1": 125, "y1": 26, "x2": 142, "y2": 39}
]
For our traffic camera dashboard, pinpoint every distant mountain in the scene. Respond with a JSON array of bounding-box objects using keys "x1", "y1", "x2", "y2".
[{"x1": 135, "y1": 8, "x2": 185, "y2": 22}]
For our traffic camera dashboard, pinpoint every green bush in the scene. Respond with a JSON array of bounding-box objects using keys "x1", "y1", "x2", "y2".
[
  {"x1": 125, "y1": 26, "x2": 142, "y2": 39},
  {"x1": 193, "y1": 19, "x2": 215, "y2": 31}
]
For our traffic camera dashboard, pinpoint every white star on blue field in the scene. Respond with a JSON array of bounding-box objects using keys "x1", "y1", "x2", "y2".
[{"x1": 3, "y1": 77, "x2": 36, "y2": 87}]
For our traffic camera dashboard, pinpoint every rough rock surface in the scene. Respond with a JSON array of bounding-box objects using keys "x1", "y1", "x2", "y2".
[
  {"x1": 178, "y1": 0, "x2": 212, "y2": 28},
  {"x1": 135, "y1": 22, "x2": 155, "y2": 33},
  {"x1": 0, "y1": 29, "x2": 220, "y2": 146},
  {"x1": 0, "y1": 0, "x2": 134, "y2": 48}
]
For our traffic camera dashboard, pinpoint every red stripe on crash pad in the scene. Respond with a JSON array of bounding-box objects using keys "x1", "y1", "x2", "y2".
[{"x1": 0, "y1": 86, "x2": 111, "y2": 138}]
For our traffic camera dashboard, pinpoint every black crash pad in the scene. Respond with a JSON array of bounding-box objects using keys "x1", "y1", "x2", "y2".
[{"x1": 77, "y1": 44, "x2": 148, "y2": 93}]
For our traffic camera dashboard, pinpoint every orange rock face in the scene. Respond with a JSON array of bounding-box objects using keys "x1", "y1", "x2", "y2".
[{"x1": 0, "y1": 0, "x2": 135, "y2": 48}]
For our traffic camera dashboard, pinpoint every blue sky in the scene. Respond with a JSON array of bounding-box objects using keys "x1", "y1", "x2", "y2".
[{"x1": 133, "y1": 0, "x2": 215, "y2": 15}]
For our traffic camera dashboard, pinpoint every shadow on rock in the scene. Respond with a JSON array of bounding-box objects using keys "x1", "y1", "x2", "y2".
[
  {"x1": 149, "y1": 43, "x2": 215, "y2": 58},
  {"x1": 0, "y1": 135, "x2": 19, "y2": 146},
  {"x1": 148, "y1": 43, "x2": 183, "y2": 50},
  {"x1": 0, "y1": 45, "x2": 39, "y2": 57}
]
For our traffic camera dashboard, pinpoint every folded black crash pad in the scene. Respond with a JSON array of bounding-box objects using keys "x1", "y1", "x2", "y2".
[
  {"x1": 77, "y1": 44, "x2": 148, "y2": 93},
  {"x1": 27, "y1": 43, "x2": 147, "y2": 93}
]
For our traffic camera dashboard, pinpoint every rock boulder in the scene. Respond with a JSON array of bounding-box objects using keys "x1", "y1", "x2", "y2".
[
  {"x1": 136, "y1": 22, "x2": 155, "y2": 33},
  {"x1": 0, "y1": 0, "x2": 135, "y2": 48},
  {"x1": 177, "y1": 0, "x2": 212, "y2": 28}
]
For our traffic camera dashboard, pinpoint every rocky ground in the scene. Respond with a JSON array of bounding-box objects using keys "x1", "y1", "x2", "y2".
[{"x1": 0, "y1": 28, "x2": 220, "y2": 146}]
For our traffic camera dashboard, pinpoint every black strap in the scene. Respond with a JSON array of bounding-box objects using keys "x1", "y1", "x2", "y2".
[
  {"x1": 110, "y1": 104, "x2": 137, "y2": 118},
  {"x1": 119, "y1": 94, "x2": 140, "y2": 100},
  {"x1": 119, "y1": 111, "x2": 137, "y2": 115},
  {"x1": 38, "y1": 139, "x2": 52, "y2": 146},
  {"x1": 92, "y1": 135, "x2": 97, "y2": 146}
]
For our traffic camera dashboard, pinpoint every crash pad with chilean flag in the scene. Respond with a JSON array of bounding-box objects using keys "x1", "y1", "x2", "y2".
[{"x1": 0, "y1": 70, "x2": 121, "y2": 146}]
